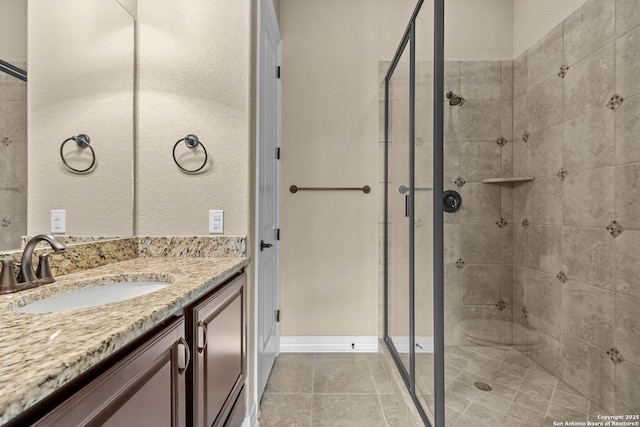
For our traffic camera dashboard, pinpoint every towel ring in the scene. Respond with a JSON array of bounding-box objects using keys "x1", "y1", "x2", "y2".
[
  {"x1": 60, "y1": 134, "x2": 96, "y2": 173},
  {"x1": 173, "y1": 134, "x2": 208, "y2": 173}
]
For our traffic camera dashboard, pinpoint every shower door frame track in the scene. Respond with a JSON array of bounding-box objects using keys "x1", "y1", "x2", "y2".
[{"x1": 383, "y1": 0, "x2": 445, "y2": 426}]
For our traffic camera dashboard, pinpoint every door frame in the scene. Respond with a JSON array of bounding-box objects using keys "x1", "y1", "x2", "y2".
[{"x1": 254, "y1": 0, "x2": 281, "y2": 418}]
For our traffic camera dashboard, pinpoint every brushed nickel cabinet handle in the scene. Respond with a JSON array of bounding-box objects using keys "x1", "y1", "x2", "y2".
[
  {"x1": 177, "y1": 337, "x2": 191, "y2": 374},
  {"x1": 197, "y1": 321, "x2": 208, "y2": 353}
]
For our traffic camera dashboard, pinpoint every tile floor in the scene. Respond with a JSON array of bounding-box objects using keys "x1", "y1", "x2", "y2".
[{"x1": 258, "y1": 353, "x2": 405, "y2": 426}]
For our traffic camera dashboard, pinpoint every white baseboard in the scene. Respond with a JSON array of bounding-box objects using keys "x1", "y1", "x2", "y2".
[
  {"x1": 389, "y1": 336, "x2": 434, "y2": 353},
  {"x1": 280, "y1": 336, "x2": 379, "y2": 353},
  {"x1": 242, "y1": 400, "x2": 258, "y2": 427}
]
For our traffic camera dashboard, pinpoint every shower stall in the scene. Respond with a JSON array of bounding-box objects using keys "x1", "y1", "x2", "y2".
[{"x1": 383, "y1": 0, "x2": 640, "y2": 425}]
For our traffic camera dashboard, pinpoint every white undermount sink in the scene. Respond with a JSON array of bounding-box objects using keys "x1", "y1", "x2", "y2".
[{"x1": 16, "y1": 281, "x2": 170, "y2": 313}]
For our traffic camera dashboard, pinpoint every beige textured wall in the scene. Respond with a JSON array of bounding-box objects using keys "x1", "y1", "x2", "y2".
[
  {"x1": 512, "y1": 0, "x2": 589, "y2": 56},
  {"x1": 279, "y1": 0, "x2": 512, "y2": 337},
  {"x1": 28, "y1": 0, "x2": 134, "y2": 237},
  {"x1": 136, "y1": 0, "x2": 252, "y2": 237}
]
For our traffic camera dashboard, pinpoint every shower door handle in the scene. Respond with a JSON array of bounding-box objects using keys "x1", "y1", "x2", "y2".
[{"x1": 405, "y1": 195, "x2": 410, "y2": 217}]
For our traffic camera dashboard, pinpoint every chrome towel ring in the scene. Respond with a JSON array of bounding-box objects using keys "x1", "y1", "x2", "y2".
[
  {"x1": 173, "y1": 134, "x2": 208, "y2": 173},
  {"x1": 60, "y1": 134, "x2": 96, "y2": 173}
]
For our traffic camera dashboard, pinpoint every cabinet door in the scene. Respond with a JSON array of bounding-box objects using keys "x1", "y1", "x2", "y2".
[
  {"x1": 190, "y1": 273, "x2": 246, "y2": 427},
  {"x1": 35, "y1": 317, "x2": 189, "y2": 427}
]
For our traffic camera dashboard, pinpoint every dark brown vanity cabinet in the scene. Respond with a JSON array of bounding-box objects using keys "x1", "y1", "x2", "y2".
[
  {"x1": 187, "y1": 273, "x2": 246, "y2": 427},
  {"x1": 34, "y1": 317, "x2": 189, "y2": 427},
  {"x1": 17, "y1": 271, "x2": 247, "y2": 427}
]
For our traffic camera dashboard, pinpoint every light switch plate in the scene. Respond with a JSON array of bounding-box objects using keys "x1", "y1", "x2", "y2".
[
  {"x1": 209, "y1": 210, "x2": 223, "y2": 234},
  {"x1": 51, "y1": 210, "x2": 66, "y2": 233}
]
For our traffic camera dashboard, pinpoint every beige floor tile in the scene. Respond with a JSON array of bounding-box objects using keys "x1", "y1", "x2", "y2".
[
  {"x1": 265, "y1": 353, "x2": 314, "y2": 394},
  {"x1": 259, "y1": 393, "x2": 312, "y2": 427},
  {"x1": 311, "y1": 394, "x2": 387, "y2": 427},
  {"x1": 313, "y1": 359, "x2": 377, "y2": 393}
]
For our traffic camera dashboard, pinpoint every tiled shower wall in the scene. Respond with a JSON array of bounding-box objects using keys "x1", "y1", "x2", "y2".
[
  {"x1": 443, "y1": 60, "x2": 515, "y2": 348},
  {"x1": 511, "y1": 0, "x2": 640, "y2": 415},
  {"x1": 0, "y1": 62, "x2": 27, "y2": 250}
]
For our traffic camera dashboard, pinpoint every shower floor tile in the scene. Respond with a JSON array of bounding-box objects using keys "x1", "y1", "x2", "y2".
[{"x1": 416, "y1": 345, "x2": 612, "y2": 426}]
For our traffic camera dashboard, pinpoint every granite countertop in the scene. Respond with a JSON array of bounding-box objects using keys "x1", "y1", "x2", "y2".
[{"x1": 0, "y1": 256, "x2": 248, "y2": 425}]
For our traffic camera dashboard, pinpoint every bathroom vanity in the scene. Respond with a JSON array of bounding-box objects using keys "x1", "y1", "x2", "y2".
[{"x1": 0, "y1": 254, "x2": 248, "y2": 427}]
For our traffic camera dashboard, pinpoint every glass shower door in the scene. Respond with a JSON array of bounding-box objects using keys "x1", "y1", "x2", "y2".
[{"x1": 386, "y1": 46, "x2": 412, "y2": 375}]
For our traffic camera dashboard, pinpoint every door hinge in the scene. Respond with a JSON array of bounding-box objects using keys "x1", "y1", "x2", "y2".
[
  {"x1": 276, "y1": 66, "x2": 281, "y2": 79},
  {"x1": 276, "y1": 147, "x2": 280, "y2": 159},
  {"x1": 275, "y1": 309, "x2": 280, "y2": 322},
  {"x1": 276, "y1": 228, "x2": 280, "y2": 240}
]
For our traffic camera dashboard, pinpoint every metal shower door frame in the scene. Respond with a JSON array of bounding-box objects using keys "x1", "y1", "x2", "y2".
[{"x1": 383, "y1": 0, "x2": 445, "y2": 426}]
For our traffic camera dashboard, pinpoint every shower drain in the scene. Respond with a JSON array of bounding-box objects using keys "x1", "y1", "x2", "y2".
[{"x1": 474, "y1": 382, "x2": 493, "y2": 392}]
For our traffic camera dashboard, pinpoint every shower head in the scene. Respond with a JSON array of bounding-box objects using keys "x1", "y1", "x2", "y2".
[{"x1": 446, "y1": 91, "x2": 465, "y2": 106}]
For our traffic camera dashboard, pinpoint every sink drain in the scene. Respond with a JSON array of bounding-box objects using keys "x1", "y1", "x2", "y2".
[{"x1": 474, "y1": 382, "x2": 492, "y2": 392}]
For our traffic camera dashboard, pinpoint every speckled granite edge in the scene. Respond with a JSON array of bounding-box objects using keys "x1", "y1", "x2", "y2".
[{"x1": 137, "y1": 236, "x2": 247, "y2": 258}]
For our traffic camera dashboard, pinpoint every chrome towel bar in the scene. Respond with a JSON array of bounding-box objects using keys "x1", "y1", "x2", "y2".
[{"x1": 290, "y1": 185, "x2": 371, "y2": 194}]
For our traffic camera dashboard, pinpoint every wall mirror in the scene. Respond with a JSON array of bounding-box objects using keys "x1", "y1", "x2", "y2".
[{"x1": 0, "y1": 0, "x2": 136, "y2": 252}]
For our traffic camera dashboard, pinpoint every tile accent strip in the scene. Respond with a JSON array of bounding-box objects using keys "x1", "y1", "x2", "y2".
[
  {"x1": 606, "y1": 220, "x2": 624, "y2": 238},
  {"x1": 606, "y1": 347, "x2": 625, "y2": 365}
]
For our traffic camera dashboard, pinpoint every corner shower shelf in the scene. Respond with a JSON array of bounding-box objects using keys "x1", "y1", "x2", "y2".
[{"x1": 482, "y1": 177, "x2": 534, "y2": 184}]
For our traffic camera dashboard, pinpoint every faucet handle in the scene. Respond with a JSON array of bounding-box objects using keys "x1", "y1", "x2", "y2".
[
  {"x1": 0, "y1": 259, "x2": 18, "y2": 294},
  {"x1": 35, "y1": 254, "x2": 55, "y2": 284}
]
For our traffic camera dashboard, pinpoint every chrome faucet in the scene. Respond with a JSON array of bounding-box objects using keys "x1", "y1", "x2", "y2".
[{"x1": 17, "y1": 234, "x2": 66, "y2": 284}]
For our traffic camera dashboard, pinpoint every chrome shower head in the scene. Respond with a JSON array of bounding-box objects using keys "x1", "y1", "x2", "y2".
[{"x1": 446, "y1": 91, "x2": 465, "y2": 106}]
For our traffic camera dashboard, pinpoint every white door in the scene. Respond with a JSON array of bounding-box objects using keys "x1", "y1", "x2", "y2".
[{"x1": 256, "y1": 0, "x2": 281, "y2": 401}]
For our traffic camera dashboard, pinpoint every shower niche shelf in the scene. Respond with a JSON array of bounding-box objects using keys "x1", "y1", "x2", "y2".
[{"x1": 482, "y1": 176, "x2": 534, "y2": 184}]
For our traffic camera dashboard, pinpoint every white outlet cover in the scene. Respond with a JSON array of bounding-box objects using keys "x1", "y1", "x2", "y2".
[
  {"x1": 209, "y1": 210, "x2": 224, "y2": 234},
  {"x1": 51, "y1": 210, "x2": 66, "y2": 233}
]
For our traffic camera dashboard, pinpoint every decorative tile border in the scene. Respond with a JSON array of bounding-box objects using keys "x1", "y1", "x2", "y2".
[
  {"x1": 522, "y1": 130, "x2": 530, "y2": 143},
  {"x1": 455, "y1": 177, "x2": 466, "y2": 188},
  {"x1": 496, "y1": 218, "x2": 508, "y2": 229},
  {"x1": 496, "y1": 299, "x2": 507, "y2": 311},
  {"x1": 455, "y1": 259, "x2": 465, "y2": 269},
  {"x1": 496, "y1": 136, "x2": 508, "y2": 147},
  {"x1": 521, "y1": 218, "x2": 530, "y2": 230}
]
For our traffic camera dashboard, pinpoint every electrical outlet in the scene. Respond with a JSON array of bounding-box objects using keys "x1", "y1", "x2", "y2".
[
  {"x1": 209, "y1": 210, "x2": 224, "y2": 234},
  {"x1": 51, "y1": 210, "x2": 66, "y2": 233}
]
